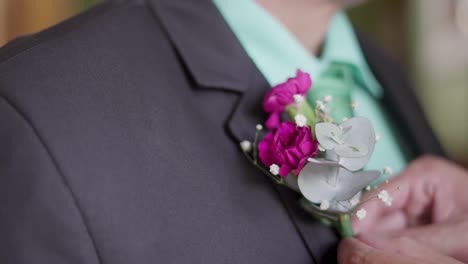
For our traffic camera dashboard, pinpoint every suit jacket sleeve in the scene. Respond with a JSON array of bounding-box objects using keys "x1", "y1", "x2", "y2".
[{"x1": 0, "y1": 96, "x2": 100, "y2": 264}]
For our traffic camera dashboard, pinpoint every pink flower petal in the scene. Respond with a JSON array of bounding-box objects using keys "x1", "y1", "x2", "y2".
[
  {"x1": 279, "y1": 164, "x2": 293, "y2": 177},
  {"x1": 265, "y1": 113, "x2": 281, "y2": 130}
]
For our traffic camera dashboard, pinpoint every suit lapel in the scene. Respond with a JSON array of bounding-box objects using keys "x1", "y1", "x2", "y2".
[
  {"x1": 148, "y1": 0, "x2": 270, "y2": 144},
  {"x1": 148, "y1": 0, "x2": 324, "y2": 262},
  {"x1": 148, "y1": 0, "x2": 253, "y2": 93}
]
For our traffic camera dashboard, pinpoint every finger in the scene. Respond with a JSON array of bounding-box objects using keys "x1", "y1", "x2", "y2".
[
  {"x1": 352, "y1": 158, "x2": 447, "y2": 234},
  {"x1": 365, "y1": 211, "x2": 407, "y2": 235},
  {"x1": 358, "y1": 235, "x2": 464, "y2": 264},
  {"x1": 397, "y1": 224, "x2": 454, "y2": 255},
  {"x1": 386, "y1": 156, "x2": 468, "y2": 224},
  {"x1": 352, "y1": 177, "x2": 413, "y2": 234},
  {"x1": 394, "y1": 221, "x2": 468, "y2": 262},
  {"x1": 338, "y1": 238, "x2": 422, "y2": 264}
]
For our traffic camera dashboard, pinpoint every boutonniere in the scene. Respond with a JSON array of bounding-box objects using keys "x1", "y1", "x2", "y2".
[{"x1": 241, "y1": 70, "x2": 397, "y2": 237}]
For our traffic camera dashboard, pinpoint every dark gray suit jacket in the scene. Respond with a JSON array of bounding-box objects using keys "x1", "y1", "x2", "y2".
[{"x1": 0, "y1": 0, "x2": 444, "y2": 263}]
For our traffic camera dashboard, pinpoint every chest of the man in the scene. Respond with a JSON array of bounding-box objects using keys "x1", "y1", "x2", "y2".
[
  {"x1": 4, "y1": 52, "x2": 327, "y2": 262},
  {"x1": 50, "y1": 89, "x2": 326, "y2": 263}
]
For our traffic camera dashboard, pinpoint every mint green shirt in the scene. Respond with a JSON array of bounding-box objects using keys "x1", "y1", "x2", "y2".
[{"x1": 213, "y1": 0, "x2": 407, "y2": 180}]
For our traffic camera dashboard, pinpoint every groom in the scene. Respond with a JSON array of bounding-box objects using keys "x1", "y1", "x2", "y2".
[{"x1": 0, "y1": 0, "x2": 444, "y2": 263}]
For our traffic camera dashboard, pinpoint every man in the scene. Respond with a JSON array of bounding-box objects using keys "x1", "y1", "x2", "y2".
[{"x1": 0, "y1": 0, "x2": 456, "y2": 263}]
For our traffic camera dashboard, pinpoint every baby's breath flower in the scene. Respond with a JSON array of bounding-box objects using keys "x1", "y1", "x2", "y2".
[
  {"x1": 269, "y1": 164, "x2": 280, "y2": 176},
  {"x1": 383, "y1": 166, "x2": 393, "y2": 175},
  {"x1": 365, "y1": 185, "x2": 371, "y2": 191},
  {"x1": 378, "y1": 190, "x2": 393, "y2": 207},
  {"x1": 256, "y1": 124, "x2": 263, "y2": 131},
  {"x1": 320, "y1": 200, "x2": 330, "y2": 210},
  {"x1": 375, "y1": 133, "x2": 381, "y2": 142},
  {"x1": 356, "y1": 208, "x2": 367, "y2": 220},
  {"x1": 324, "y1": 95, "x2": 333, "y2": 103},
  {"x1": 295, "y1": 114, "x2": 307, "y2": 127},
  {"x1": 351, "y1": 100, "x2": 359, "y2": 110},
  {"x1": 350, "y1": 196, "x2": 360, "y2": 206},
  {"x1": 316, "y1": 100, "x2": 325, "y2": 110},
  {"x1": 323, "y1": 115, "x2": 334, "y2": 123},
  {"x1": 240, "y1": 140, "x2": 252, "y2": 152},
  {"x1": 293, "y1": 94, "x2": 305, "y2": 104}
]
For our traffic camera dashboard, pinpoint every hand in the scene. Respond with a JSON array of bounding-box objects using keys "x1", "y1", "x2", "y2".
[
  {"x1": 338, "y1": 237, "x2": 463, "y2": 264},
  {"x1": 343, "y1": 156, "x2": 468, "y2": 263}
]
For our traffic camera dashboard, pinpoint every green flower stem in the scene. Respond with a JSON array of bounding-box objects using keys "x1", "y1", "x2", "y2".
[
  {"x1": 252, "y1": 130, "x2": 260, "y2": 165},
  {"x1": 286, "y1": 101, "x2": 316, "y2": 129},
  {"x1": 241, "y1": 150, "x2": 300, "y2": 193},
  {"x1": 337, "y1": 214, "x2": 354, "y2": 238}
]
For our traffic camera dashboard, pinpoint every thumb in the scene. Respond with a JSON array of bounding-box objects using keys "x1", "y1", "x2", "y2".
[{"x1": 338, "y1": 238, "x2": 421, "y2": 264}]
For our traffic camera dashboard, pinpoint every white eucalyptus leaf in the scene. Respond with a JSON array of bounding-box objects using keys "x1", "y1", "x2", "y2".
[
  {"x1": 300, "y1": 200, "x2": 339, "y2": 221},
  {"x1": 297, "y1": 162, "x2": 340, "y2": 203},
  {"x1": 325, "y1": 150, "x2": 339, "y2": 162},
  {"x1": 307, "y1": 158, "x2": 340, "y2": 166},
  {"x1": 283, "y1": 174, "x2": 300, "y2": 192},
  {"x1": 338, "y1": 117, "x2": 376, "y2": 171},
  {"x1": 298, "y1": 162, "x2": 380, "y2": 203},
  {"x1": 334, "y1": 170, "x2": 380, "y2": 201},
  {"x1": 335, "y1": 142, "x2": 368, "y2": 158},
  {"x1": 302, "y1": 192, "x2": 364, "y2": 215},
  {"x1": 315, "y1": 122, "x2": 342, "y2": 150},
  {"x1": 328, "y1": 199, "x2": 355, "y2": 213},
  {"x1": 338, "y1": 157, "x2": 368, "y2": 171}
]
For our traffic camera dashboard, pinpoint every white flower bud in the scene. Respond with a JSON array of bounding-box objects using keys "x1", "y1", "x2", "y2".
[
  {"x1": 378, "y1": 190, "x2": 393, "y2": 207},
  {"x1": 295, "y1": 114, "x2": 307, "y2": 127},
  {"x1": 256, "y1": 124, "x2": 263, "y2": 131},
  {"x1": 240, "y1": 140, "x2": 252, "y2": 152},
  {"x1": 383, "y1": 166, "x2": 393, "y2": 175},
  {"x1": 316, "y1": 100, "x2": 325, "y2": 110},
  {"x1": 350, "y1": 196, "x2": 360, "y2": 206},
  {"x1": 293, "y1": 94, "x2": 305, "y2": 104},
  {"x1": 269, "y1": 164, "x2": 280, "y2": 176},
  {"x1": 319, "y1": 200, "x2": 330, "y2": 210},
  {"x1": 318, "y1": 145, "x2": 326, "y2": 152},
  {"x1": 356, "y1": 208, "x2": 367, "y2": 220},
  {"x1": 375, "y1": 133, "x2": 381, "y2": 142}
]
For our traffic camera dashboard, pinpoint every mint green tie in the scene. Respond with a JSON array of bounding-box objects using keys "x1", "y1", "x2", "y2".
[
  {"x1": 308, "y1": 62, "x2": 408, "y2": 182},
  {"x1": 308, "y1": 62, "x2": 355, "y2": 122}
]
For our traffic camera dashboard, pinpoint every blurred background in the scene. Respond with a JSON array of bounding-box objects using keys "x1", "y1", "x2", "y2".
[{"x1": 0, "y1": 0, "x2": 467, "y2": 166}]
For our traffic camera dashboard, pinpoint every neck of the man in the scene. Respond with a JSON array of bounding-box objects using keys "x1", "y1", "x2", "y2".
[{"x1": 256, "y1": 0, "x2": 341, "y2": 56}]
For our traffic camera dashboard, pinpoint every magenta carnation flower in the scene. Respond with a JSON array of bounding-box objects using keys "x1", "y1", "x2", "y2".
[
  {"x1": 258, "y1": 122, "x2": 319, "y2": 177},
  {"x1": 263, "y1": 70, "x2": 312, "y2": 129}
]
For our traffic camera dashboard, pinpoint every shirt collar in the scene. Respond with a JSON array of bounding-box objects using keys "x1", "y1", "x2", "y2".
[{"x1": 213, "y1": 0, "x2": 383, "y2": 98}]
